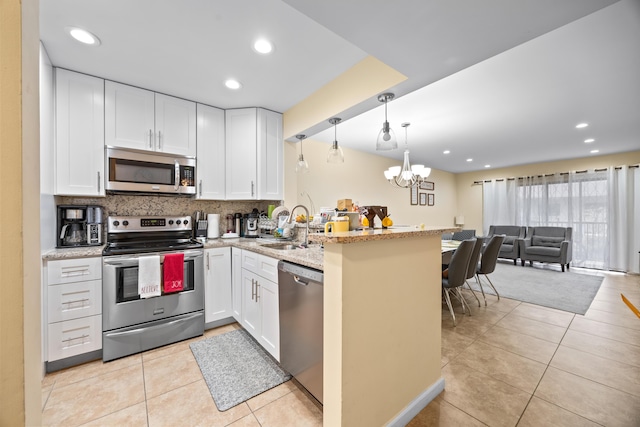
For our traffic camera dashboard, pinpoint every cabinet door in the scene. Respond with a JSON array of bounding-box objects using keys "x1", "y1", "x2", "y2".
[
  {"x1": 196, "y1": 104, "x2": 225, "y2": 199},
  {"x1": 155, "y1": 93, "x2": 197, "y2": 156},
  {"x1": 47, "y1": 314, "x2": 102, "y2": 361},
  {"x1": 47, "y1": 279, "x2": 102, "y2": 323},
  {"x1": 241, "y1": 269, "x2": 261, "y2": 336},
  {"x1": 225, "y1": 108, "x2": 257, "y2": 199},
  {"x1": 259, "y1": 278, "x2": 280, "y2": 361},
  {"x1": 231, "y1": 247, "x2": 242, "y2": 321},
  {"x1": 257, "y1": 109, "x2": 283, "y2": 200},
  {"x1": 105, "y1": 81, "x2": 155, "y2": 151},
  {"x1": 54, "y1": 69, "x2": 105, "y2": 196},
  {"x1": 204, "y1": 247, "x2": 232, "y2": 324}
]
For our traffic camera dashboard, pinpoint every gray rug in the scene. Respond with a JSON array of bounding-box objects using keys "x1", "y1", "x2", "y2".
[
  {"x1": 468, "y1": 262, "x2": 604, "y2": 315},
  {"x1": 189, "y1": 328, "x2": 291, "y2": 411}
]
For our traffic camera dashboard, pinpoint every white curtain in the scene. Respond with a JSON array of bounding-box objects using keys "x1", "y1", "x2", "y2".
[
  {"x1": 608, "y1": 166, "x2": 640, "y2": 273},
  {"x1": 482, "y1": 179, "x2": 516, "y2": 235}
]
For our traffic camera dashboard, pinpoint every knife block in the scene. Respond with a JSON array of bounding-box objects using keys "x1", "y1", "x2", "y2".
[{"x1": 362, "y1": 206, "x2": 388, "y2": 229}]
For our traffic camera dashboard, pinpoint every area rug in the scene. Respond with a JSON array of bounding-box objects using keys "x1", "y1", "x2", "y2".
[
  {"x1": 189, "y1": 328, "x2": 291, "y2": 411},
  {"x1": 468, "y1": 262, "x2": 604, "y2": 315}
]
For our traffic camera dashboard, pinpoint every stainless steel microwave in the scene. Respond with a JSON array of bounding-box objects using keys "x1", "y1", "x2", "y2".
[{"x1": 105, "y1": 148, "x2": 196, "y2": 195}]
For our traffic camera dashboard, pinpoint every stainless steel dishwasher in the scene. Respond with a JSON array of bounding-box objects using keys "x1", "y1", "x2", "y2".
[{"x1": 278, "y1": 261, "x2": 324, "y2": 404}]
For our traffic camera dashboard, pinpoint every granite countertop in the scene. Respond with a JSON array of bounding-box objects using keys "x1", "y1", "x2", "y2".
[{"x1": 309, "y1": 225, "x2": 459, "y2": 244}]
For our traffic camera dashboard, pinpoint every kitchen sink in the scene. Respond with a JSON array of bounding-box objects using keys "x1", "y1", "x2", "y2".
[{"x1": 261, "y1": 243, "x2": 301, "y2": 250}]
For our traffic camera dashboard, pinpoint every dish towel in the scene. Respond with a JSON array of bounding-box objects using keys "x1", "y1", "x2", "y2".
[
  {"x1": 163, "y1": 253, "x2": 185, "y2": 294},
  {"x1": 138, "y1": 255, "x2": 161, "y2": 298}
]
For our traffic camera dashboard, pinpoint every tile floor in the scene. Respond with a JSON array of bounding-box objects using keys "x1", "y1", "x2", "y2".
[{"x1": 41, "y1": 268, "x2": 640, "y2": 426}]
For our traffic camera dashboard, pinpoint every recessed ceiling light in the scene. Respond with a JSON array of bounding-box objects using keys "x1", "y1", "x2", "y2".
[
  {"x1": 253, "y1": 39, "x2": 274, "y2": 54},
  {"x1": 466, "y1": 158, "x2": 473, "y2": 162},
  {"x1": 443, "y1": 150, "x2": 450, "y2": 154},
  {"x1": 224, "y1": 79, "x2": 242, "y2": 90},
  {"x1": 484, "y1": 164, "x2": 491, "y2": 168},
  {"x1": 584, "y1": 138, "x2": 595, "y2": 143},
  {"x1": 590, "y1": 149, "x2": 600, "y2": 154},
  {"x1": 65, "y1": 27, "x2": 101, "y2": 46},
  {"x1": 575, "y1": 123, "x2": 589, "y2": 129}
]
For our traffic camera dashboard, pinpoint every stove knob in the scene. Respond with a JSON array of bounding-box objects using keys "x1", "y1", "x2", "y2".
[
  {"x1": 176, "y1": 220, "x2": 182, "y2": 225},
  {"x1": 113, "y1": 220, "x2": 120, "y2": 226},
  {"x1": 183, "y1": 220, "x2": 189, "y2": 226},
  {"x1": 122, "y1": 220, "x2": 129, "y2": 226},
  {"x1": 168, "y1": 220, "x2": 174, "y2": 225}
]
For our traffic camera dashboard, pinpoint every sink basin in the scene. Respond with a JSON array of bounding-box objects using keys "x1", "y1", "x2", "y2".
[{"x1": 261, "y1": 243, "x2": 300, "y2": 250}]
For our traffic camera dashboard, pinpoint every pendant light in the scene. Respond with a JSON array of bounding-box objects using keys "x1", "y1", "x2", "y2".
[
  {"x1": 383, "y1": 122, "x2": 431, "y2": 188},
  {"x1": 327, "y1": 117, "x2": 344, "y2": 164},
  {"x1": 295, "y1": 134, "x2": 309, "y2": 173},
  {"x1": 376, "y1": 93, "x2": 398, "y2": 151}
]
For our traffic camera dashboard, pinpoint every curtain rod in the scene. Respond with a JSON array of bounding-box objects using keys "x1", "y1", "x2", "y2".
[{"x1": 472, "y1": 164, "x2": 639, "y2": 185}]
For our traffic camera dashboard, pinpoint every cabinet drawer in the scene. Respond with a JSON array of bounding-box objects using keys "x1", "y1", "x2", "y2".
[
  {"x1": 241, "y1": 250, "x2": 259, "y2": 273},
  {"x1": 47, "y1": 315, "x2": 102, "y2": 362},
  {"x1": 256, "y1": 254, "x2": 279, "y2": 283},
  {"x1": 47, "y1": 257, "x2": 102, "y2": 285},
  {"x1": 47, "y1": 279, "x2": 102, "y2": 323}
]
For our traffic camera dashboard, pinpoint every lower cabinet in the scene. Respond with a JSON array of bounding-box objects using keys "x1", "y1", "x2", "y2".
[
  {"x1": 238, "y1": 250, "x2": 280, "y2": 361},
  {"x1": 231, "y1": 247, "x2": 243, "y2": 320},
  {"x1": 204, "y1": 247, "x2": 232, "y2": 324}
]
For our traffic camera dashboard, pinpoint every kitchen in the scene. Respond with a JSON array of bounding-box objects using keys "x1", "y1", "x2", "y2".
[{"x1": 4, "y1": 0, "x2": 640, "y2": 426}]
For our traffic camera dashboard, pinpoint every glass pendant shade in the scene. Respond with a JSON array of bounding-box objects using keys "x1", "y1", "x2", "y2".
[
  {"x1": 327, "y1": 117, "x2": 344, "y2": 163},
  {"x1": 376, "y1": 93, "x2": 398, "y2": 151},
  {"x1": 295, "y1": 134, "x2": 309, "y2": 173}
]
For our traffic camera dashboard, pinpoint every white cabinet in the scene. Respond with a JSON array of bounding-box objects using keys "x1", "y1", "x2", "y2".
[
  {"x1": 225, "y1": 108, "x2": 283, "y2": 200},
  {"x1": 196, "y1": 104, "x2": 226, "y2": 199},
  {"x1": 231, "y1": 247, "x2": 242, "y2": 320},
  {"x1": 105, "y1": 81, "x2": 196, "y2": 157},
  {"x1": 204, "y1": 247, "x2": 232, "y2": 324},
  {"x1": 54, "y1": 68, "x2": 105, "y2": 196},
  {"x1": 45, "y1": 257, "x2": 102, "y2": 362},
  {"x1": 240, "y1": 250, "x2": 280, "y2": 360}
]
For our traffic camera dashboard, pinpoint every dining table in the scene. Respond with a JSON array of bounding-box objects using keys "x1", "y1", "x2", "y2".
[{"x1": 441, "y1": 239, "x2": 462, "y2": 265}]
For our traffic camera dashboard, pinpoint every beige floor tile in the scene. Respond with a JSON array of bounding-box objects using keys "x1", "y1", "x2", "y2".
[
  {"x1": 441, "y1": 329, "x2": 476, "y2": 365},
  {"x1": 511, "y1": 304, "x2": 574, "y2": 328},
  {"x1": 253, "y1": 388, "x2": 323, "y2": 427},
  {"x1": 42, "y1": 364, "x2": 145, "y2": 427},
  {"x1": 42, "y1": 385, "x2": 52, "y2": 410},
  {"x1": 227, "y1": 413, "x2": 262, "y2": 427},
  {"x1": 406, "y1": 394, "x2": 486, "y2": 427},
  {"x1": 478, "y1": 325, "x2": 558, "y2": 364},
  {"x1": 453, "y1": 341, "x2": 546, "y2": 394},
  {"x1": 484, "y1": 296, "x2": 521, "y2": 314},
  {"x1": 246, "y1": 379, "x2": 297, "y2": 412},
  {"x1": 583, "y1": 307, "x2": 640, "y2": 331},
  {"x1": 143, "y1": 348, "x2": 203, "y2": 398},
  {"x1": 589, "y1": 298, "x2": 640, "y2": 315},
  {"x1": 440, "y1": 361, "x2": 530, "y2": 427},
  {"x1": 518, "y1": 397, "x2": 600, "y2": 427},
  {"x1": 442, "y1": 309, "x2": 506, "y2": 339},
  {"x1": 570, "y1": 315, "x2": 640, "y2": 345},
  {"x1": 551, "y1": 345, "x2": 640, "y2": 397},
  {"x1": 146, "y1": 379, "x2": 251, "y2": 427},
  {"x1": 204, "y1": 322, "x2": 241, "y2": 338},
  {"x1": 496, "y1": 312, "x2": 567, "y2": 343},
  {"x1": 560, "y1": 329, "x2": 640, "y2": 367},
  {"x1": 43, "y1": 354, "x2": 141, "y2": 388},
  {"x1": 535, "y1": 367, "x2": 640, "y2": 426},
  {"x1": 80, "y1": 402, "x2": 148, "y2": 426},
  {"x1": 141, "y1": 335, "x2": 206, "y2": 362}
]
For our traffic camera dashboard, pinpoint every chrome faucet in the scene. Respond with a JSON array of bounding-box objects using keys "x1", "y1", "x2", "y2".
[{"x1": 286, "y1": 205, "x2": 310, "y2": 247}]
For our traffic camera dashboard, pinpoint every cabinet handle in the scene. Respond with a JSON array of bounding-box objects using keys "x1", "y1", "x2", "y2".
[
  {"x1": 251, "y1": 181, "x2": 255, "y2": 197},
  {"x1": 174, "y1": 160, "x2": 179, "y2": 191},
  {"x1": 251, "y1": 278, "x2": 256, "y2": 301},
  {"x1": 206, "y1": 253, "x2": 210, "y2": 270},
  {"x1": 60, "y1": 267, "x2": 91, "y2": 277},
  {"x1": 199, "y1": 180, "x2": 202, "y2": 197},
  {"x1": 97, "y1": 171, "x2": 101, "y2": 193},
  {"x1": 158, "y1": 130, "x2": 162, "y2": 150},
  {"x1": 63, "y1": 298, "x2": 90, "y2": 306},
  {"x1": 149, "y1": 129, "x2": 153, "y2": 149},
  {"x1": 255, "y1": 281, "x2": 260, "y2": 302},
  {"x1": 62, "y1": 334, "x2": 89, "y2": 345}
]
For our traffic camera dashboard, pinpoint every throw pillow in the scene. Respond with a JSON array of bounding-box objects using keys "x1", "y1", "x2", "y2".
[{"x1": 531, "y1": 236, "x2": 564, "y2": 248}]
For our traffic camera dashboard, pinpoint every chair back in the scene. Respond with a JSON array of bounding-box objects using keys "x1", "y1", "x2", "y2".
[
  {"x1": 452, "y1": 229, "x2": 476, "y2": 241},
  {"x1": 478, "y1": 235, "x2": 505, "y2": 275},
  {"x1": 465, "y1": 237, "x2": 485, "y2": 280},
  {"x1": 488, "y1": 225, "x2": 525, "y2": 239},
  {"x1": 444, "y1": 239, "x2": 475, "y2": 288}
]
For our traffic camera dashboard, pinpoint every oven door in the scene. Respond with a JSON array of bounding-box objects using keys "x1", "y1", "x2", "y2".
[{"x1": 102, "y1": 250, "x2": 203, "y2": 331}]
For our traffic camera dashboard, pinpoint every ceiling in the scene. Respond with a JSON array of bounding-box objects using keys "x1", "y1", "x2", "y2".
[{"x1": 40, "y1": 0, "x2": 640, "y2": 173}]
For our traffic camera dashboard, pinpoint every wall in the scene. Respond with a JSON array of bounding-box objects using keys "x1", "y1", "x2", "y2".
[
  {"x1": 285, "y1": 138, "x2": 458, "y2": 228},
  {"x1": 456, "y1": 150, "x2": 640, "y2": 234},
  {"x1": 40, "y1": 43, "x2": 55, "y2": 251}
]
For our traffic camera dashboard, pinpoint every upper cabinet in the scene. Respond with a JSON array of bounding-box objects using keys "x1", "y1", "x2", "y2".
[
  {"x1": 225, "y1": 108, "x2": 283, "y2": 200},
  {"x1": 105, "y1": 81, "x2": 196, "y2": 157},
  {"x1": 54, "y1": 68, "x2": 105, "y2": 197},
  {"x1": 196, "y1": 104, "x2": 226, "y2": 200}
]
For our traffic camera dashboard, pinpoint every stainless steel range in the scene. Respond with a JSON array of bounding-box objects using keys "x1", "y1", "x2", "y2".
[{"x1": 102, "y1": 215, "x2": 204, "y2": 362}]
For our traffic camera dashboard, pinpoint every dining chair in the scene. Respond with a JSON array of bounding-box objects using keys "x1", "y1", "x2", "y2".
[
  {"x1": 452, "y1": 229, "x2": 476, "y2": 241},
  {"x1": 442, "y1": 239, "x2": 475, "y2": 326},
  {"x1": 475, "y1": 234, "x2": 505, "y2": 305},
  {"x1": 463, "y1": 237, "x2": 485, "y2": 307}
]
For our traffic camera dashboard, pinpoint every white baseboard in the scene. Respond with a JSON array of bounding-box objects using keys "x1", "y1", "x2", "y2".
[{"x1": 385, "y1": 378, "x2": 445, "y2": 427}]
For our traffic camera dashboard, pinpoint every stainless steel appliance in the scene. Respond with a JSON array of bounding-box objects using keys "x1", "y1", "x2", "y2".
[
  {"x1": 57, "y1": 205, "x2": 103, "y2": 248},
  {"x1": 278, "y1": 261, "x2": 324, "y2": 404},
  {"x1": 102, "y1": 215, "x2": 204, "y2": 362},
  {"x1": 244, "y1": 212, "x2": 260, "y2": 238},
  {"x1": 105, "y1": 148, "x2": 196, "y2": 195}
]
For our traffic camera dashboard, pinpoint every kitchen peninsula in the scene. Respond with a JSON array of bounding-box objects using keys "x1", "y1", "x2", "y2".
[{"x1": 313, "y1": 226, "x2": 456, "y2": 426}]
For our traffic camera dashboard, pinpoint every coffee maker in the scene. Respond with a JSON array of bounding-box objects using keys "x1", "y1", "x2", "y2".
[{"x1": 57, "y1": 205, "x2": 103, "y2": 248}]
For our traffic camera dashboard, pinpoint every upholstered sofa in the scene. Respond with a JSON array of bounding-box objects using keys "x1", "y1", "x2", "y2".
[
  {"x1": 518, "y1": 226, "x2": 573, "y2": 272},
  {"x1": 487, "y1": 225, "x2": 526, "y2": 265}
]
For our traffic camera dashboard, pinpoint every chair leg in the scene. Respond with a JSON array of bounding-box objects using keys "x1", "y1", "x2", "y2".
[
  {"x1": 567, "y1": 263, "x2": 570, "y2": 271},
  {"x1": 513, "y1": 259, "x2": 517, "y2": 265},
  {"x1": 474, "y1": 274, "x2": 488, "y2": 306},
  {"x1": 465, "y1": 280, "x2": 482, "y2": 307},
  {"x1": 456, "y1": 288, "x2": 473, "y2": 316},
  {"x1": 443, "y1": 288, "x2": 457, "y2": 326},
  {"x1": 481, "y1": 273, "x2": 500, "y2": 300},
  {"x1": 520, "y1": 259, "x2": 525, "y2": 266},
  {"x1": 561, "y1": 264, "x2": 565, "y2": 272}
]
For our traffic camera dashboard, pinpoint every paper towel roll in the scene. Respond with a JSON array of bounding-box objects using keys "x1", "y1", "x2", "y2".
[{"x1": 207, "y1": 214, "x2": 220, "y2": 238}]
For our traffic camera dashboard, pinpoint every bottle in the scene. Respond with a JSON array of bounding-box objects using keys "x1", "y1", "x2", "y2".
[
  {"x1": 226, "y1": 214, "x2": 234, "y2": 233},
  {"x1": 234, "y1": 213, "x2": 242, "y2": 237}
]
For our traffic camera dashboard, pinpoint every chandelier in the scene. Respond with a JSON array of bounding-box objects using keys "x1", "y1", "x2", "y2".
[{"x1": 383, "y1": 122, "x2": 431, "y2": 188}]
